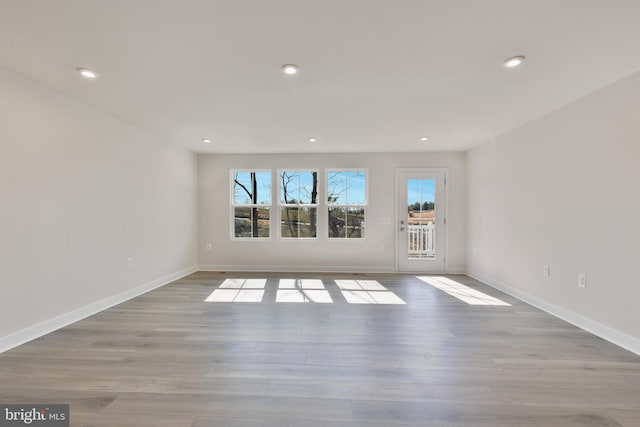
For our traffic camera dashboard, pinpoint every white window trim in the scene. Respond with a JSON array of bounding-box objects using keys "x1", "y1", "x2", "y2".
[
  {"x1": 230, "y1": 169, "x2": 272, "y2": 240},
  {"x1": 277, "y1": 169, "x2": 320, "y2": 240},
  {"x1": 326, "y1": 169, "x2": 368, "y2": 240}
]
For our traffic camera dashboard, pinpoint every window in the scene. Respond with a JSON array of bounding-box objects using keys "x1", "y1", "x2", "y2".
[
  {"x1": 327, "y1": 170, "x2": 366, "y2": 239},
  {"x1": 231, "y1": 171, "x2": 271, "y2": 238},
  {"x1": 279, "y1": 170, "x2": 318, "y2": 238}
]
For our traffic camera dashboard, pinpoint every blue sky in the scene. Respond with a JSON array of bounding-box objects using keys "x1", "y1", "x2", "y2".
[
  {"x1": 234, "y1": 171, "x2": 271, "y2": 204},
  {"x1": 407, "y1": 179, "x2": 435, "y2": 206},
  {"x1": 280, "y1": 171, "x2": 317, "y2": 204},
  {"x1": 327, "y1": 171, "x2": 366, "y2": 205},
  {"x1": 234, "y1": 171, "x2": 367, "y2": 205}
]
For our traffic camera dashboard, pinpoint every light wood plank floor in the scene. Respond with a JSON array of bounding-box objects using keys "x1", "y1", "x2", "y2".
[{"x1": 1, "y1": 273, "x2": 639, "y2": 426}]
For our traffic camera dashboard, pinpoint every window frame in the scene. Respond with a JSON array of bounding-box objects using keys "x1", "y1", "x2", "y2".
[
  {"x1": 230, "y1": 169, "x2": 272, "y2": 240},
  {"x1": 277, "y1": 169, "x2": 320, "y2": 240},
  {"x1": 326, "y1": 169, "x2": 368, "y2": 240}
]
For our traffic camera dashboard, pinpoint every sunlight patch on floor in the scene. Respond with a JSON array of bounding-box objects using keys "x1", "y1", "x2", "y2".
[
  {"x1": 276, "y1": 289, "x2": 333, "y2": 303},
  {"x1": 416, "y1": 276, "x2": 511, "y2": 306},
  {"x1": 336, "y1": 280, "x2": 406, "y2": 304},
  {"x1": 205, "y1": 278, "x2": 406, "y2": 304},
  {"x1": 278, "y1": 279, "x2": 325, "y2": 289},
  {"x1": 276, "y1": 279, "x2": 333, "y2": 303},
  {"x1": 219, "y1": 278, "x2": 267, "y2": 289},
  {"x1": 205, "y1": 278, "x2": 266, "y2": 302}
]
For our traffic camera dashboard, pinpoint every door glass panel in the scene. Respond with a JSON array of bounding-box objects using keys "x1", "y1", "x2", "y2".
[{"x1": 407, "y1": 179, "x2": 436, "y2": 259}]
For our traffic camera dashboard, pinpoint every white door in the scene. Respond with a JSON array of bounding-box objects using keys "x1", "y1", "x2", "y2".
[{"x1": 397, "y1": 169, "x2": 446, "y2": 273}]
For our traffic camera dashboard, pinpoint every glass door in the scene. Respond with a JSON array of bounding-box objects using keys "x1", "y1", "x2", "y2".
[{"x1": 397, "y1": 169, "x2": 446, "y2": 272}]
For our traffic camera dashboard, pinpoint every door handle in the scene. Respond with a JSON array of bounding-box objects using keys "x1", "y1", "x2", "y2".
[{"x1": 400, "y1": 227, "x2": 405, "y2": 231}]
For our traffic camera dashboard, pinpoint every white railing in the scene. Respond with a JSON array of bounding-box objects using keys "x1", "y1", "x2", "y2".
[{"x1": 408, "y1": 223, "x2": 435, "y2": 257}]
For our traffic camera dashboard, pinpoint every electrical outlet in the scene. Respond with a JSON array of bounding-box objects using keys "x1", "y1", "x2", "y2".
[
  {"x1": 578, "y1": 274, "x2": 587, "y2": 288},
  {"x1": 206, "y1": 243, "x2": 212, "y2": 251},
  {"x1": 543, "y1": 266, "x2": 550, "y2": 277},
  {"x1": 127, "y1": 257, "x2": 133, "y2": 269}
]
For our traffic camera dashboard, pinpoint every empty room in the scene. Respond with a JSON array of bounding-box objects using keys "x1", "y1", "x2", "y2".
[{"x1": 1, "y1": 1, "x2": 639, "y2": 426}]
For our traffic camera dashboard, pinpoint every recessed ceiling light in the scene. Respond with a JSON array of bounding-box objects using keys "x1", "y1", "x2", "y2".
[
  {"x1": 77, "y1": 67, "x2": 98, "y2": 79},
  {"x1": 503, "y1": 55, "x2": 525, "y2": 68},
  {"x1": 202, "y1": 138, "x2": 211, "y2": 144},
  {"x1": 308, "y1": 137, "x2": 317, "y2": 142},
  {"x1": 281, "y1": 64, "x2": 300, "y2": 75},
  {"x1": 419, "y1": 136, "x2": 429, "y2": 142}
]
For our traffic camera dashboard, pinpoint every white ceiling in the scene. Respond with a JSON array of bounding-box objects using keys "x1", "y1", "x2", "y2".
[{"x1": 1, "y1": 0, "x2": 640, "y2": 154}]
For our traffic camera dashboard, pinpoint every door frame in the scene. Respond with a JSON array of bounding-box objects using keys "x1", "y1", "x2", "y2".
[{"x1": 395, "y1": 168, "x2": 449, "y2": 273}]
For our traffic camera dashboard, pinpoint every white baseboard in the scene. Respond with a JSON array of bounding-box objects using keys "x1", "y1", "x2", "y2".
[
  {"x1": 198, "y1": 264, "x2": 396, "y2": 274},
  {"x1": 0, "y1": 265, "x2": 198, "y2": 354},
  {"x1": 467, "y1": 270, "x2": 640, "y2": 356}
]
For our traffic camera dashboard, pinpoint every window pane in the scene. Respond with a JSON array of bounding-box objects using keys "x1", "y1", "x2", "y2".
[
  {"x1": 254, "y1": 172, "x2": 271, "y2": 204},
  {"x1": 234, "y1": 171, "x2": 271, "y2": 205},
  {"x1": 346, "y1": 207, "x2": 365, "y2": 238},
  {"x1": 280, "y1": 171, "x2": 318, "y2": 205},
  {"x1": 329, "y1": 207, "x2": 365, "y2": 239},
  {"x1": 281, "y1": 207, "x2": 316, "y2": 238},
  {"x1": 327, "y1": 172, "x2": 347, "y2": 205},
  {"x1": 234, "y1": 207, "x2": 252, "y2": 237},
  {"x1": 327, "y1": 171, "x2": 366, "y2": 205},
  {"x1": 298, "y1": 172, "x2": 318, "y2": 204},
  {"x1": 280, "y1": 171, "x2": 299, "y2": 204},
  {"x1": 281, "y1": 207, "x2": 299, "y2": 238},
  {"x1": 234, "y1": 172, "x2": 252, "y2": 205},
  {"x1": 298, "y1": 207, "x2": 317, "y2": 238},
  {"x1": 347, "y1": 171, "x2": 366, "y2": 204},
  {"x1": 328, "y1": 207, "x2": 346, "y2": 238},
  {"x1": 234, "y1": 207, "x2": 270, "y2": 238},
  {"x1": 256, "y1": 208, "x2": 270, "y2": 237}
]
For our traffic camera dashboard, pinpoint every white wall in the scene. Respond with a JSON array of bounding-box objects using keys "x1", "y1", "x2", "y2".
[
  {"x1": 0, "y1": 67, "x2": 198, "y2": 345},
  {"x1": 198, "y1": 152, "x2": 465, "y2": 272},
  {"x1": 466, "y1": 71, "x2": 640, "y2": 350}
]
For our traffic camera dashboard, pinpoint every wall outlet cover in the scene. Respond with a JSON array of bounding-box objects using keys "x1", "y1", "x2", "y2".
[{"x1": 578, "y1": 274, "x2": 587, "y2": 288}]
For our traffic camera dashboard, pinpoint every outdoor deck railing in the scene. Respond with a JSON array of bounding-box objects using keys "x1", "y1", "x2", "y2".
[{"x1": 408, "y1": 222, "x2": 435, "y2": 256}]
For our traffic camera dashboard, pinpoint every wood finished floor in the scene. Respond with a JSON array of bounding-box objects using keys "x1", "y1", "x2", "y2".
[{"x1": 1, "y1": 272, "x2": 640, "y2": 426}]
